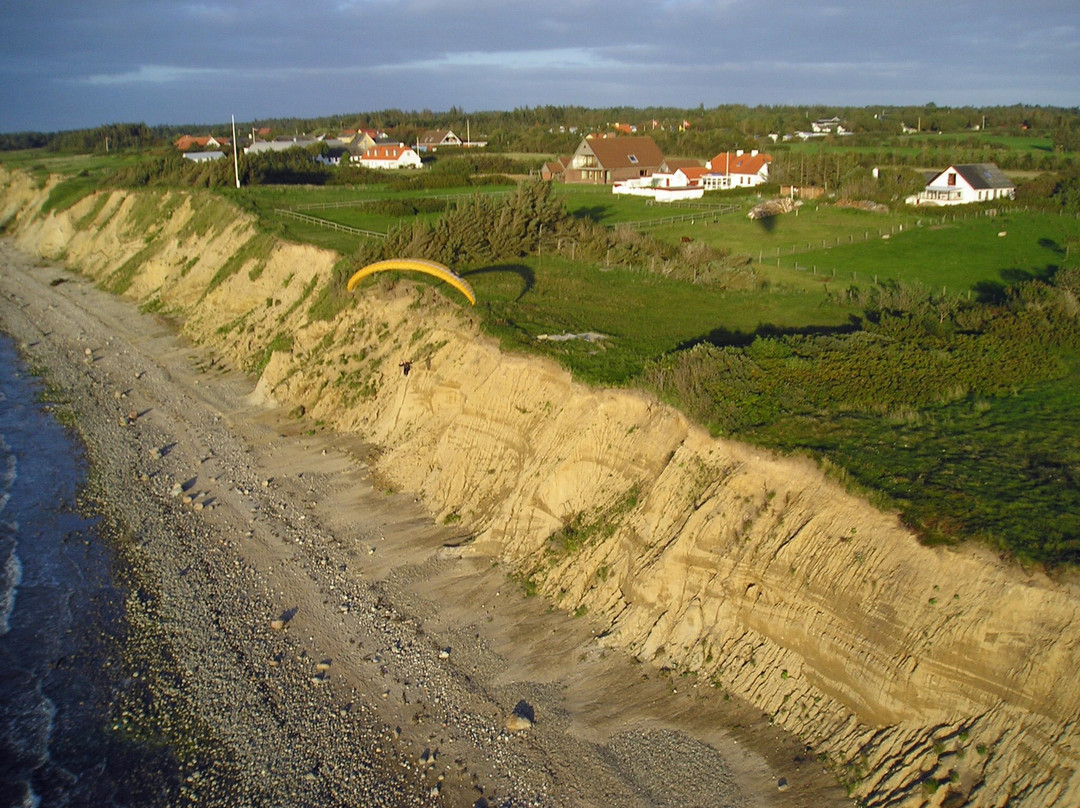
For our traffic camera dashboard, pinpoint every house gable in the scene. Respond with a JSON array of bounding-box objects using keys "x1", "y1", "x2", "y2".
[
  {"x1": 564, "y1": 136, "x2": 665, "y2": 184},
  {"x1": 417, "y1": 129, "x2": 462, "y2": 151},
  {"x1": 910, "y1": 163, "x2": 1015, "y2": 206}
]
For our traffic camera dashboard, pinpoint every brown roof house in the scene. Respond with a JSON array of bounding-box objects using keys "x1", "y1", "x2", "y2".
[
  {"x1": 563, "y1": 135, "x2": 665, "y2": 184},
  {"x1": 417, "y1": 129, "x2": 462, "y2": 152},
  {"x1": 541, "y1": 155, "x2": 572, "y2": 181}
]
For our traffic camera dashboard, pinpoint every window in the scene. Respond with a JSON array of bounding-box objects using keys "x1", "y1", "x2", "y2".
[
  {"x1": 947, "y1": 172, "x2": 957, "y2": 186},
  {"x1": 627, "y1": 154, "x2": 638, "y2": 164}
]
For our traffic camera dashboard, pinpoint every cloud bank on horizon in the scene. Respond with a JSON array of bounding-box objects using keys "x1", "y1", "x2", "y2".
[{"x1": 1, "y1": 0, "x2": 1077, "y2": 132}]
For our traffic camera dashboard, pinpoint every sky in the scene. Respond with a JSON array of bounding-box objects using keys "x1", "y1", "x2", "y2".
[{"x1": 1, "y1": 0, "x2": 1078, "y2": 133}]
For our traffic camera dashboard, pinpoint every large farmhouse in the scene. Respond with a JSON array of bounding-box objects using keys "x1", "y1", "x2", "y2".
[
  {"x1": 563, "y1": 136, "x2": 665, "y2": 184},
  {"x1": 907, "y1": 163, "x2": 1015, "y2": 206}
]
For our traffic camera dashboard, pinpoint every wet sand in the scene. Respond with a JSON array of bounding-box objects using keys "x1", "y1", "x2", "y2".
[{"x1": 0, "y1": 241, "x2": 848, "y2": 807}]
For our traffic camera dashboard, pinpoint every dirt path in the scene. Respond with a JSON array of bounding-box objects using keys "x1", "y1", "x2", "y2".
[{"x1": 0, "y1": 242, "x2": 848, "y2": 807}]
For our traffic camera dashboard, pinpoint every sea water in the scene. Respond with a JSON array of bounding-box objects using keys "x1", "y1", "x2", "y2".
[{"x1": 0, "y1": 334, "x2": 181, "y2": 807}]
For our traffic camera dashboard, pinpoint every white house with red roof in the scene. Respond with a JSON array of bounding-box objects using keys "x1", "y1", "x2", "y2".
[
  {"x1": 353, "y1": 143, "x2": 422, "y2": 170},
  {"x1": 703, "y1": 150, "x2": 772, "y2": 190},
  {"x1": 174, "y1": 134, "x2": 229, "y2": 151},
  {"x1": 673, "y1": 166, "x2": 708, "y2": 187}
]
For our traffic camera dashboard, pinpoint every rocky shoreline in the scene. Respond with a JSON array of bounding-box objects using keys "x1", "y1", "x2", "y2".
[{"x1": 0, "y1": 244, "x2": 841, "y2": 806}]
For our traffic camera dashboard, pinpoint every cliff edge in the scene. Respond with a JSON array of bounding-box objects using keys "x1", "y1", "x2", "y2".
[{"x1": 3, "y1": 171, "x2": 1077, "y2": 807}]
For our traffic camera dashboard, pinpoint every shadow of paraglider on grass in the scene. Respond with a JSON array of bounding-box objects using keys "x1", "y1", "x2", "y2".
[{"x1": 461, "y1": 264, "x2": 535, "y2": 302}]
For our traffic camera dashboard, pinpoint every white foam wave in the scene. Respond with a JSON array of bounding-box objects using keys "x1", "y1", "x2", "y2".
[
  {"x1": 0, "y1": 541, "x2": 22, "y2": 636},
  {"x1": 0, "y1": 434, "x2": 14, "y2": 514}
]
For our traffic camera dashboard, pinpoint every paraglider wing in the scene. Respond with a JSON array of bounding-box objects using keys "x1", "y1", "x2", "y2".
[{"x1": 347, "y1": 259, "x2": 476, "y2": 305}]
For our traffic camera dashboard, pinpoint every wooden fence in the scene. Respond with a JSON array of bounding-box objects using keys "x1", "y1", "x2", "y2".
[{"x1": 274, "y1": 208, "x2": 386, "y2": 238}]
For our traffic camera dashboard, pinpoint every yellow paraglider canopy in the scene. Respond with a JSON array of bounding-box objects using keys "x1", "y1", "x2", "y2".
[{"x1": 347, "y1": 258, "x2": 476, "y2": 306}]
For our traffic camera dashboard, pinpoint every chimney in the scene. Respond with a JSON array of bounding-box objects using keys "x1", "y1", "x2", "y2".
[
  {"x1": 736, "y1": 149, "x2": 744, "y2": 157},
  {"x1": 751, "y1": 149, "x2": 758, "y2": 157}
]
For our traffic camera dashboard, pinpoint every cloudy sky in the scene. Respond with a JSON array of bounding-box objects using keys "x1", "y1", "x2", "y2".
[{"x1": 1, "y1": 0, "x2": 1078, "y2": 133}]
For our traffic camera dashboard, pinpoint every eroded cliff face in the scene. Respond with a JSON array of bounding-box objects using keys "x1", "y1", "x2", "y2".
[{"x1": 4, "y1": 171, "x2": 1078, "y2": 807}]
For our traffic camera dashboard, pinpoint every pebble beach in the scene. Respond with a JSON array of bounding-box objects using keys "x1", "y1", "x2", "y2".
[{"x1": 0, "y1": 241, "x2": 841, "y2": 808}]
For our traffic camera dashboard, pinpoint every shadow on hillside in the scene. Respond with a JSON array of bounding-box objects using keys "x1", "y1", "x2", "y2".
[
  {"x1": 754, "y1": 215, "x2": 777, "y2": 233},
  {"x1": 1038, "y1": 237, "x2": 1065, "y2": 255},
  {"x1": 974, "y1": 264, "x2": 1059, "y2": 304},
  {"x1": 571, "y1": 205, "x2": 611, "y2": 223},
  {"x1": 462, "y1": 263, "x2": 535, "y2": 301},
  {"x1": 674, "y1": 320, "x2": 861, "y2": 352}
]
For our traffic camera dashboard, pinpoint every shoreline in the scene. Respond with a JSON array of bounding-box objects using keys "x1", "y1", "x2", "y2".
[{"x1": 0, "y1": 240, "x2": 846, "y2": 806}]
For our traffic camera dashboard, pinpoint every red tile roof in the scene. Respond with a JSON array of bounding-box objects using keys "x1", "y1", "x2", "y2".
[{"x1": 708, "y1": 152, "x2": 772, "y2": 175}]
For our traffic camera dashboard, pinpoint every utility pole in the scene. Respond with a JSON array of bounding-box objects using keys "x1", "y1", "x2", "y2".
[{"x1": 232, "y1": 115, "x2": 241, "y2": 189}]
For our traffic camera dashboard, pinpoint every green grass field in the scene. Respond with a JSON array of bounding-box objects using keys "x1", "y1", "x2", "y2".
[
  {"x1": 776, "y1": 208, "x2": 1080, "y2": 291},
  {"x1": 460, "y1": 254, "x2": 852, "y2": 384}
]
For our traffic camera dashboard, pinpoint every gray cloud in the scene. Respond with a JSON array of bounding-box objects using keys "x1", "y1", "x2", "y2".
[{"x1": 1, "y1": 0, "x2": 1077, "y2": 131}]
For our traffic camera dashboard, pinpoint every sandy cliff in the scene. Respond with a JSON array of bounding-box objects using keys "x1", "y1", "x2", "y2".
[{"x1": 3, "y1": 170, "x2": 1077, "y2": 807}]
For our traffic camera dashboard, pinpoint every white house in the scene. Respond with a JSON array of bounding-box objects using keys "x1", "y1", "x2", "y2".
[
  {"x1": 811, "y1": 116, "x2": 845, "y2": 134},
  {"x1": 702, "y1": 150, "x2": 772, "y2": 190},
  {"x1": 353, "y1": 143, "x2": 422, "y2": 170},
  {"x1": 183, "y1": 151, "x2": 225, "y2": 162},
  {"x1": 907, "y1": 164, "x2": 1015, "y2": 206},
  {"x1": 611, "y1": 178, "x2": 703, "y2": 202},
  {"x1": 794, "y1": 117, "x2": 851, "y2": 140}
]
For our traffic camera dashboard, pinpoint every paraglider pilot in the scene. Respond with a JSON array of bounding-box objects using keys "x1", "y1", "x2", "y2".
[{"x1": 399, "y1": 360, "x2": 412, "y2": 377}]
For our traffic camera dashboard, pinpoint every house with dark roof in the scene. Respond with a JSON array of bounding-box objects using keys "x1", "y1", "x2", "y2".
[
  {"x1": 811, "y1": 116, "x2": 844, "y2": 134},
  {"x1": 244, "y1": 137, "x2": 319, "y2": 155},
  {"x1": 563, "y1": 135, "x2": 665, "y2": 184},
  {"x1": 417, "y1": 129, "x2": 462, "y2": 152},
  {"x1": 907, "y1": 164, "x2": 1015, "y2": 206}
]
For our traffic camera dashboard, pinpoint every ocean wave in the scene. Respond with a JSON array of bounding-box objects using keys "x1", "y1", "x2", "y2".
[
  {"x1": 0, "y1": 435, "x2": 19, "y2": 636},
  {"x1": 0, "y1": 540, "x2": 22, "y2": 637}
]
